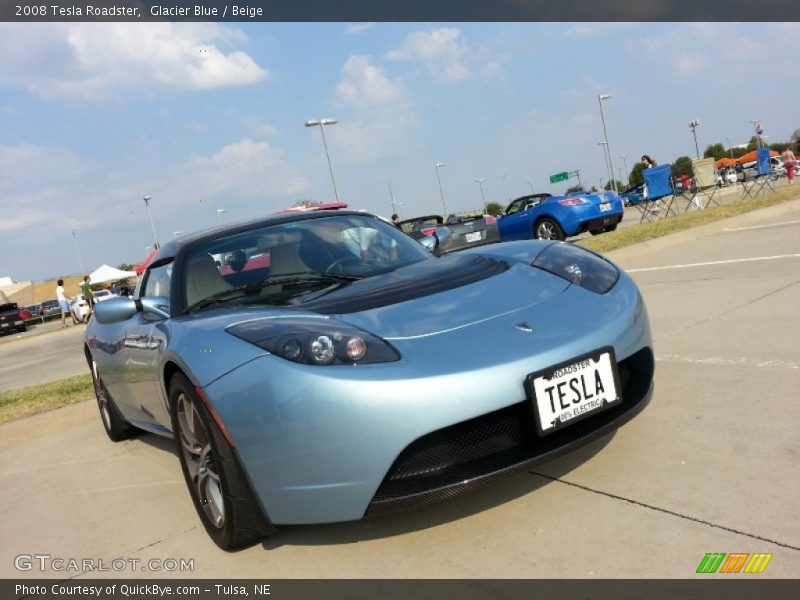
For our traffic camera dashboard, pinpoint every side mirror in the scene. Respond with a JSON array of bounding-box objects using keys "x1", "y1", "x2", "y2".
[
  {"x1": 92, "y1": 297, "x2": 137, "y2": 324},
  {"x1": 139, "y1": 296, "x2": 170, "y2": 320},
  {"x1": 419, "y1": 235, "x2": 437, "y2": 252}
]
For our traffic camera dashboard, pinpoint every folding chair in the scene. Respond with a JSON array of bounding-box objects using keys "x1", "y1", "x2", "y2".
[
  {"x1": 742, "y1": 148, "x2": 777, "y2": 199},
  {"x1": 640, "y1": 164, "x2": 681, "y2": 222},
  {"x1": 685, "y1": 157, "x2": 720, "y2": 211}
]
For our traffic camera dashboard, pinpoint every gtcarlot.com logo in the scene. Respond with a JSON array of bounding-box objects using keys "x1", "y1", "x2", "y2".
[
  {"x1": 14, "y1": 554, "x2": 194, "y2": 573},
  {"x1": 696, "y1": 552, "x2": 772, "y2": 574}
]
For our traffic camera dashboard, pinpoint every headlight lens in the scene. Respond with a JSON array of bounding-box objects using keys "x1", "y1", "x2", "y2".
[
  {"x1": 532, "y1": 242, "x2": 619, "y2": 294},
  {"x1": 227, "y1": 318, "x2": 400, "y2": 366}
]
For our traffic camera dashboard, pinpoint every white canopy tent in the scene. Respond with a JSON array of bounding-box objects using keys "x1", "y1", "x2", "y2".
[{"x1": 89, "y1": 264, "x2": 137, "y2": 284}]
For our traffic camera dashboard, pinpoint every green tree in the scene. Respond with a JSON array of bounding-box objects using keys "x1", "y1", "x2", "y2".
[
  {"x1": 703, "y1": 143, "x2": 727, "y2": 160},
  {"x1": 604, "y1": 179, "x2": 623, "y2": 192},
  {"x1": 746, "y1": 135, "x2": 767, "y2": 151},
  {"x1": 566, "y1": 184, "x2": 584, "y2": 194},
  {"x1": 673, "y1": 156, "x2": 694, "y2": 178},
  {"x1": 117, "y1": 263, "x2": 134, "y2": 271},
  {"x1": 791, "y1": 129, "x2": 800, "y2": 153},
  {"x1": 629, "y1": 162, "x2": 646, "y2": 187},
  {"x1": 484, "y1": 201, "x2": 504, "y2": 216}
]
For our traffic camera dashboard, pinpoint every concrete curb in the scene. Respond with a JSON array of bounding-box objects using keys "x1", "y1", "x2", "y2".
[{"x1": 606, "y1": 196, "x2": 800, "y2": 264}]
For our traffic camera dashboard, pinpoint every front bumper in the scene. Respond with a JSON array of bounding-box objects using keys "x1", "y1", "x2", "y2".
[{"x1": 205, "y1": 274, "x2": 652, "y2": 525}]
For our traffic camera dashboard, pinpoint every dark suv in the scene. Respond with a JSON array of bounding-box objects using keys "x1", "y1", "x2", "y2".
[{"x1": 0, "y1": 302, "x2": 26, "y2": 336}]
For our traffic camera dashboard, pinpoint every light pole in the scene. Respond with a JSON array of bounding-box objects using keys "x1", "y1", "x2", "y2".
[
  {"x1": 217, "y1": 209, "x2": 227, "y2": 221},
  {"x1": 619, "y1": 154, "x2": 629, "y2": 181},
  {"x1": 598, "y1": 142, "x2": 609, "y2": 189},
  {"x1": 434, "y1": 162, "x2": 448, "y2": 215},
  {"x1": 526, "y1": 179, "x2": 535, "y2": 193},
  {"x1": 725, "y1": 138, "x2": 733, "y2": 159},
  {"x1": 689, "y1": 119, "x2": 701, "y2": 158},
  {"x1": 388, "y1": 181, "x2": 402, "y2": 217},
  {"x1": 71, "y1": 229, "x2": 85, "y2": 273},
  {"x1": 143, "y1": 195, "x2": 159, "y2": 249},
  {"x1": 598, "y1": 94, "x2": 616, "y2": 190},
  {"x1": 305, "y1": 118, "x2": 340, "y2": 202},
  {"x1": 474, "y1": 178, "x2": 487, "y2": 209}
]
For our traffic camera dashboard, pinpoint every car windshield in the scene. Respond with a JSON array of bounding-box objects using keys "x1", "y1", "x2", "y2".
[{"x1": 182, "y1": 213, "x2": 434, "y2": 311}]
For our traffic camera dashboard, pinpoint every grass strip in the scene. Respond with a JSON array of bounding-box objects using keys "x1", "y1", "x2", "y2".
[
  {"x1": 0, "y1": 374, "x2": 93, "y2": 424},
  {"x1": 578, "y1": 188, "x2": 799, "y2": 254}
]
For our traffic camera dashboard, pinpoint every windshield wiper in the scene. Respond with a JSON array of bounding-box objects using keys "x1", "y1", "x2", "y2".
[{"x1": 183, "y1": 272, "x2": 363, "y2": 314}]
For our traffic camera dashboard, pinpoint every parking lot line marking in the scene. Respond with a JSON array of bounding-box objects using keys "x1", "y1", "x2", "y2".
[
  {"x1": 656, "y1": 353, "x2": 799, "y2": 371},
  {"x1": 724, "y1": 219, "x2": 800, "y2": 232},
  {"x1": 627, "y1": 254, "x2": 800, "y2": 273}
]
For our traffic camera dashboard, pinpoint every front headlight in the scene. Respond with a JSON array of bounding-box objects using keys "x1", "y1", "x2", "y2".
[
  {"x1": 227, "y1": 318, "x2": 400, "y2": 366},
  {"x1": 532, "y1": 242, "x2": 619, "y2": 294}
]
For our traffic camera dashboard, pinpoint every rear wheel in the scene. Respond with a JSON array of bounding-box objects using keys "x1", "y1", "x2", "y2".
[
  {"x1": 534, "y1": 218, "x2": 565, "y2": 241},
  {"x1": 169, "y1": 373, "x2": 274, "y2": 550},
  {"x1": 91, "y1": 360, "x2": 139, "y2": 442}
]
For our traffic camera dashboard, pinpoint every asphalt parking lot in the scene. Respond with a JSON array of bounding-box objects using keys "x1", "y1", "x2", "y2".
[{"x1": 0, "y1": 199, "x2": 798, "y2": 579}]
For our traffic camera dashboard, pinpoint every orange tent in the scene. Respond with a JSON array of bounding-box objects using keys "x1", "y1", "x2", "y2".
[
  {"x1": 735, "y1": 149, "x2": 778, "y2": 165},
  {"x1": 715, "y1": 157, "x2": 737, "y2": 168}
]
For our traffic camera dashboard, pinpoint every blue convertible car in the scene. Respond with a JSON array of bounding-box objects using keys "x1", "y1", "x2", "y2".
[
  {"x1": 498, "y1": 191, "x2": 625, "y2": 241},
  {"x1": 85, "y1": 210, "x2": 653, "y2": 550}
]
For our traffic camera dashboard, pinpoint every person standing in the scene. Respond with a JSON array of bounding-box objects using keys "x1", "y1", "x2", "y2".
[
  {"x1": 782, "y1": 147, "x2": 797, "y2": 184},
  {"x1": 641, "y1": 155, "x2": 656, "y2": 200},
  {"x1": 56, "y1": 278, "x2": 78, "y2": 328},
  {"x1": 391, "y1": 213, "x2": 402, "y2": 228},
  {"x1": 79, "y1": 275, "x2": 94, "y2": 322}
]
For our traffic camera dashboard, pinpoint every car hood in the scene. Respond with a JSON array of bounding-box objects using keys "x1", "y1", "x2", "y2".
[{"x1": 187, "y1": 246, "x2": 571, "y2": 340}]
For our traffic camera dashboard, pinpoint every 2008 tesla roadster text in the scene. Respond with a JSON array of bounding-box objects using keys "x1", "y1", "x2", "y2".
[{"x1": 85, "y1": 210, "x2": 654, "y2": 550}]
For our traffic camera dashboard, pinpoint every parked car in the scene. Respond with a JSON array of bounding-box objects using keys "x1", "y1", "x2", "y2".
[
  {"x1": 0, "y1": 302, "x2": 26, "y2": 335},
  {"x1": 619, "y1": 184, "x2": 645, "y2": 206},
  {"x1": 497, "y1": 191, "x2": 624, "y2": 241},
  {"x1": 92, "y1": 289, "x2": 117, "y2": 303},
  {"x1": 40, "y1": 299, "x2": 61, "y2": 318},
  {"x1": 86, "y1": 209, "x2": 654, "y2": 550},
  {"x1": 398, "y1": 213, "x2": 500, "y2": 254},
  {"x1": 25, "y1": 304, "x2": 42, "y2": 318},
  {"x1": 71, "y1": 293, "x2": 91, "y2": 322}
]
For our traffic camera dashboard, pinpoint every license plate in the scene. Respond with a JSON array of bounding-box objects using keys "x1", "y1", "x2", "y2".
[
  {"x1": 599, "y1": 202, "x2": 612, "y2": 212},
  {"x1": 465, "y1": 231, "x2": 482, "y2": 243},
  {"x1": 527, "y1": 348, "x2": 620, "y2": 436}
]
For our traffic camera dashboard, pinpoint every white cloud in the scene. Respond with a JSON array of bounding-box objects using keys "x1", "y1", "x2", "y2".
[
  {"x1": 0, "y1": 23, "x2": 269, "y2": 99},
  {"x1": 335, "y1": 55, "x2": 405, "y2": 108},
  {"x1": 387, "y1": 28, "x2": 470, "y2": 81},
  {"x1": 346, "y1": 23, "x2": 375, "y2": 35},
  {"x1": 243, "y1": 116, "x2": 280, "y2": 137},
  {"x1": 178, "y1": 139, "x2": 310, "y2": 198}
]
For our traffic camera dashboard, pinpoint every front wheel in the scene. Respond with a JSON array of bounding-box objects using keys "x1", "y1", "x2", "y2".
[
  {"x1": 534, "y1": 218, "x2": 565, "y2": 241},
  {"x1": 169, "y1": 373, "x2": 275, "y2": 550},
  {"x1": 91, "y1": 360, "x2": 139, "y2": 442}
]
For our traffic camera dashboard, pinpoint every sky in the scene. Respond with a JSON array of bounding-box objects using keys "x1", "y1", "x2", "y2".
[{"x1": 1, "y1": 21, "x2": 799, "y2": 282}]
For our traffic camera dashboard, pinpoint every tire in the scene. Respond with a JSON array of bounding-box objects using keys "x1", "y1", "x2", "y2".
[
  {"x1": 90, "y1": 359, "x2": 139, "y2": 442},
  {"x1": 169, "y1": 372, "x2": 275, "y2": 550},
  {"x1": 534, "y1": 218, "x2": 565, "y2": 241}
]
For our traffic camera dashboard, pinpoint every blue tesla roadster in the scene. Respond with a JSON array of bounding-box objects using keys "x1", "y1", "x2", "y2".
[{"x1": 85, "y1": 210, "x2": 653, "y2": 550}]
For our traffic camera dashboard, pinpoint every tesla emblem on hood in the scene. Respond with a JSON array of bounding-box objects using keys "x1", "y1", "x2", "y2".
[{"x1": 515, "y1": 322, "x2": 534, "y2": 333}]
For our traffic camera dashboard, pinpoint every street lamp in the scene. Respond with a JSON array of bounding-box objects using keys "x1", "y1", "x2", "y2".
[
  {"x1": 434, "y1": 162, "x2": 448, "y2": 215},
  {"x1": 217, "y1": 209, "x2": 227, "y2": 221},
  {"x1": 619, "y1": 154, "x2": 629, "y2": 180},
  {"x1": 143, "y1": 195, "x2": 159, "y2": 249},
  {"x1": 598, "y1": 94, "x2": 616, "y2": 191},
  {"x1": 71, "y1": 229, "x2": 85, "y2": 273},
  {"x1": 305, "y1": 118, "x2": 340, "y2": 202},
  {"x1": 597, "y1": 142, "x2": 609, "y2": 189},
  {"x1": 725, "y1": 138, "x2": 733, "y2": 159},
  {"x1": 526, "y1": 179, "x2": 535, "y2": 193},
  {"x1": 689, "y1": 119, "x2": 701, "y2": 158},
  {"x1": 474, "y1": 178, "x2": 487, "y2": 208}
]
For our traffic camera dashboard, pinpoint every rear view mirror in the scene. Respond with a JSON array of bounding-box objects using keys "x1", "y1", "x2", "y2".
[{"x1": 92, "y1": 297, "x2": 137, "y2": 324}]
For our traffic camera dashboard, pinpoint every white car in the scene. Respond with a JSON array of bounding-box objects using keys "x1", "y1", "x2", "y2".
[
  {"x1": 70, "y1": 294, "x2": 91, "y2": 322},
  {"x1": 92, "y1": 289, "x2": 117, "y2": 303}
]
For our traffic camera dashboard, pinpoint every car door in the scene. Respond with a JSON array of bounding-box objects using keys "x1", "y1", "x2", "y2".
[
  {"x1": 119, "y1": 261, "x2": 173, "y2": 431},
  {"x1": 498, "y1": 195, "x2": 548, "y2": 240}
]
